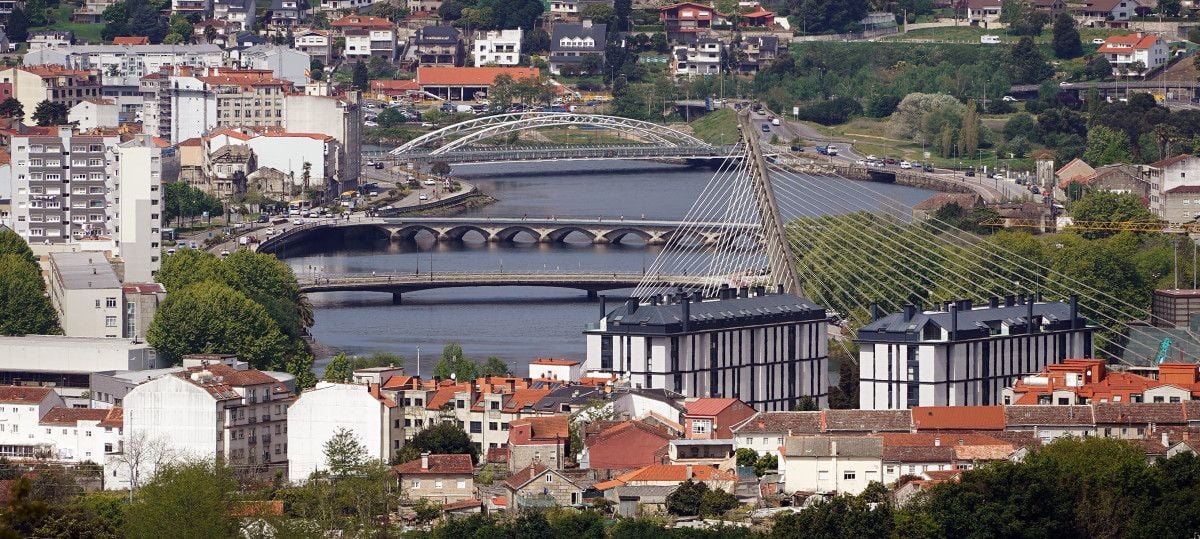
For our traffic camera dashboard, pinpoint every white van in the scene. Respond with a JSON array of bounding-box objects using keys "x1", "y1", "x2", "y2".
[{"x1": 981, "y1": 35, "x2": 1001, "y2": 44}]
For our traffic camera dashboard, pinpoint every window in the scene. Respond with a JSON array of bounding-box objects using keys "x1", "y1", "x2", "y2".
[
  {"x1": 411, "y1": 479, "x2": 420, "y2": 488},
  {"x1": 469, "y1": 421, "x2": 482, "y2": 434},
  {"x1": 434, "y1": 479, "x2": 443, "y2": 488},
  {"x1": 105, "y1": 297, "x2": 117, "y2": 308},
  {"x1": 691, "y1": 419, "x2": 711, "y2": 435},
  {"x1": 105, "y1": 316, "x2": 117, "y2": 327},
  {"x1": 457, "y1": 479, "x2": 465, "y2": 489},
  {"x1": 546, "y1": 474, "x2": 553, "y2": 483},
  {"x1": 843, "y1": 471, "x2": 856, "y2": 480}
]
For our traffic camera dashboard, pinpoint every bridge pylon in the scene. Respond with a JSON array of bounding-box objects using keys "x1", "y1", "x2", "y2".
[{"x1": 737, "y1": 111, "x2": 802, "y2": 296}]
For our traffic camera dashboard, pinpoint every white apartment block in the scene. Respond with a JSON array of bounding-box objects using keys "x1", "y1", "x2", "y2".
[
  {"x1": 1143, "y1": 154, "x2": 1200, "y2": 218},
  {"x1": 473, "y1": 29, "x2": 523, "y2": 66},
  {"x1": 344, "y1": 29, "x2": 397, "y2": 60},
  {"x1": 23, "y1": 45, "x2": 224, "y2": 88},
  {"x1": 113, "y1": 135, "x2": 168, "y2": 283},
  {"x1": 672, "y1": 38, "x2": 723, "y2": 77},
  {"x1": 1096, "y1": 33, "x2": 1167, "y2": 76},
  {"x1": 0, "y1": 387, "x2": 66, "y2": 459},
  {"x1": 318, "y1": 0, "x2": 381, "y2": 10},
  {"x1": 857, "y1": 297, "x2": 1094, "y2": 409},
  {"x1": 9, "y1": 128, "x2": 119, "y2": 244},
  {"x1": 294, "y1": 29, "x2": 332, "y2": 63},
  {"x1": 46, "y1": 252, "x2": 124, "y2": 338},
  {"x1": 287, "y1": 382, "x2": 403, "y2": 483},
  {"x1": 67, "y1": 99, "x2": 120, "y2": 131},
  {"x1": 141, "y1": 73, "x2": 217, "y2": 143},
  {"x1": 123, "y1": 363, "x2": 294, "y2": 479}
]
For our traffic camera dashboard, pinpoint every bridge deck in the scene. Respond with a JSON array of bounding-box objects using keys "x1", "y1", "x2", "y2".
[{"x1": 298, "y1": 272, "x2": 714, "y2": 294}]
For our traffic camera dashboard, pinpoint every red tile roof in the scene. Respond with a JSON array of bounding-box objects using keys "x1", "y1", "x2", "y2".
[
  {"x1": 731, "y1": 411, "x2": 822, "y2": 435},
  {"x1": 99, "y1": 407, "x2": 123, "y2": 428},
  {"x1": 425, "y1": 382, "x2": 471, "y2": 410},
  {"x1": 0, "y1": 387, "x2": 53, "y2": 404},
  {"x1": 19, "y1": 65, "x2": 93, "y2": 79},
  {"x1": 381, "y1": 375, "x2": 417, "y2": 390},
  {"x1": 370, "y1": 79, "x2": 420, "y2": 92},
  {"x1": 442, "y1": 498, "x2": 482, "y2": 512},
  {"x1": 416, "y1": 67, "x2": 541, "y2": 87},
  {"x1": 1097, "y1": 33, "x2": 1162, "y2": 54},
  {"x1": 508, "y1": 415, "x2": 569, "y2": 445},
  {"x1": 486, "y1": 446, "x2": 509, "y2": 463},
  {"x1": 503, "y1": 462, "x2": 549, "y2": 490},
  {"x1": 605, "y1": 464, "x2": 736, "y2": 486},
  {"x1": 39, "y1": 407, "x2": 109, "y2": 425},
  {"x1": 122, "y1": 283, "x2": 166, "y2": 294},
  {"x1": 393, "y1": 454, "x2": 473, "y2": 475},
  {"x1": 530, "y1": 358, "x2": 580, "y2": 366},
  {"x1": 684, "y1": 397, "x2": 741, "y2": 417},
  {"x1": 911, "y1": 406, "x2": 1005, "y2": 430},
  {"x1": 1149, "y1": 153, "x2": 1193, "y2": 169},
  {"x1": 331, "y1": 15, "x2": 394, "y2": 29},
  {"x1": 112, "y1": 36, "x2": 150, "y2": 45}
]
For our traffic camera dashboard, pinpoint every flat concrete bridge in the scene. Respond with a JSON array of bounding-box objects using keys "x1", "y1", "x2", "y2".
[
  {"x1": 257, "y1": 216, "x2": 762, "y2": 254},
  {"x1": 298, "y1": 272, "x2": 713, "y2": 303}
]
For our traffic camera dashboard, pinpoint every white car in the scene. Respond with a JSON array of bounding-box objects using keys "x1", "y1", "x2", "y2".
[
  {"x1": 771, "y1": 118, "x2": 781, "y2": 126},
  {"x1": 1059, "y1": 81, "x2": 1072, "y2": 87},
  {"x1": 1002, "y1": 95, "x2": 1017, "y2": 102},
  {"x1": 854, "y1": 159, "x2": 866, "y2": 166},
  {"x1": 418, "y1": 194, "x2": 429, "y2": 201},
  {"x1": 220, "y1": 249, "x2": 230, "y2": 257},
  {"x1": 293, "y1": 218, "x2": 303, "y2": 225},
  {"x1": 1092, "y1": 38, "x2": 1106, "y2": 44},
  {"x1": 424, "y1": 179, "x2": 436, "y2": 186},
  {"x1": 899, "y1": 161, "x2": 912, "y2": 169},
  {"x1": 866, "y1": 154, "x2": 877, "y2": 161},
  {"x1": 266, "y1": 228, "x2": 276, "y2": 235},
  {"x1": 364, "y1": 121, "x2": 378, "y2": 127}
]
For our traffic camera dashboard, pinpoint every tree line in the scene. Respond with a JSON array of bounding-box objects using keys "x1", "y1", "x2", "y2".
[{"x1": 0, "y1": 230, "x2": 60, "y2": 336}]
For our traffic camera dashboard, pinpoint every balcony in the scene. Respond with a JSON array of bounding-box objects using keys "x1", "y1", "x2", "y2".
[{"x1": 247, "y1": 436, "x2": 257, "y2": 445}]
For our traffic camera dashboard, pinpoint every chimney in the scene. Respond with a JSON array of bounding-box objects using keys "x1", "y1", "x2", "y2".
[
  {"x1": 949, "y1": 302, "x2": 958, "y2": 341},
  {"x1": 903, "y1": 304, "x2": 916, "y2": 321},
  {"x1": 934, "y1": 437, "x2": 941, "y2": 447},
  {"x1": 719, "y1": 283, "x2": 730, "y2": 300},
  {"x1": 870, "y1": 302, "x2": 881, "y2": 322},
  {"x1": 777, "y1": 284, "x2": 784, "y2": 294},
  {"x1": 583, "y1": 18, "x2": 593, "y2": 28},
  {"x1": 599, "y1": 294, "x2": 607, "y2": 318},
  {"x1": 1027, "y1": 296, "x2": 1035, "y2": 335},
  {"x1": 989, "y1": 296, "x2": 999, "y2": 308},
  {"x1": 692, "y1": 291, "x2": 702, "y2": 303},
  {"x1": 1163, "y1": 432, "x2": 1170, "y2": 448},
  {"x1": 685, "y1": 464, "x2": 693, "y2": 479},
  {"x1": 961, "y1": 299, "x2": 972, "y2": 311},
  {"x1": 682, "y1": 295, "x2": 691, "y2": 333},
  {"x1": 1069, "y1": 294, "x2": 1079, "y2": 329},
  {"x1": 1005, "y1": 294, "x2": 1015, "y2": 307},
  {"x1": 1018, "y1": 293, "x2": 1027, "y2": 305},
  {"x1": 738, "y1": 287, "x2": 748, "y2": 299},
  {"x1": 625, "y1": 298, "x2": 639, "y2": 315},
  {"x1": 755, "y1": 285, "x2": 766, "y2": 296},
  {"x1": 651, "y1": 295, "x2": 660, "y2": 306},
  {"x1": 421, "y1": 452, "x2": 429, "y2": 470}
]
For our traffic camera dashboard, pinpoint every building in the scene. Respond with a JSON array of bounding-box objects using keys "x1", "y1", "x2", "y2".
[
  {"x1": 23, "y1": 44, "x2": 224, "y2": 106},
  {"x1": 204, "y1": 144, "x2": 255, "y2": 198},
  {"x1": 1003, "y1": 359, "x2": 1200, "y2": 404},
  {"x1": 549, "y1": 20, "x2": 607, "y2": 75},
  {"x1": 549, "y1": 0, "x2": 613, "y2": 21},
  {"x1": 879, "y1": 433, "x2": 1015, "y2": 483},
  {"x1": 408, "y1": 26, "x2": 464, "y2": 67},
  {"x1": 584, "y1": 288, "x2": 830, "y2": 411},
  {"x1": 1143, "y1": 154, "x2": 1200, "y2": 218},
  {"x1": 731, "y1": 411, "x2": 821, "y2": 460},
  {"x1": 1162, "y1": 186, "x2": 1200, "y2": 223},
  {"x1": 660, "y1": 2, "x2": 718, "y2": 44},
  {"x1": 46, "y1": 253, "x2": 124, "y2": 338},
  {"x1": 857, "y1": 296, "x2": 1095, "y2": 409},
  {"x1": 28, "y1": 31, "x2": 75, "y2": 50},
  {"x1": 203, "y1": 129, "x2": 346, "y2": 199},
  {"x1": 1097, "y1": 33, "x2": 1167, "y2": 76},
  {"x1": 268, "y1": 0, "x2": 309, "y2": 29},
  {"x1": 0, "y1": 66, "x2": 102, "y2": 126},
  {"x1": 735, "y1": 35, "x2": 780, "y2": 75},
  {"x1": 473, "y1": 29, "x2": 523, "y2": 66},
  {"x1": 238, "y1": 45, "x2": 311, "y2": 87},
  {"x1": 67, "y1": 99, "x2": 120, "y2": 130},
  {"x1": 507, "y1": 415, "x2": 569, "y2": 471},
  {"x1": 668, "y1": 438, "x2": 735, "y2": 470},
  {"x1": 212, "y1": 0, "x2": 256, "y2": 32},
  {"x1": 122, "y1": 362, "x2": 294, "y2": 478},
  {"x1": 287, "y1": 381, "x2": 403, "y2": 482},
  {"x1": 73, "y1": 0, "x2": 119, "y2": 23},
  {"x1": 595, "y1": 464, "x2": 737, "y2": 496},
  {"x1": 0, "y1": 335, "x2": 161, "y2": 402},
  {"x1": 671, "y1": 37, "x2": 723, "y2": 77},
  {"x1": 962, "y1": 0, "x2": 1002, "y2": 23},
  {"x1": 528, "y1": 359, "x2": 582, "y2": 382},
  {"x1": 113, "y1": 135, "x2": 169, "y2": 283},
  {"x1": 0, "y1": 387, "x2": 65, "y2": 458},
  {"x1": 9, "y1": 128, "x2": 120, "y2": 244},
  {"x1": 394, "y1": 453, "x2": 475, "y2": 502},
  {"x1": 332, "y1": 15, "x2": 397, "y2": 61},
  {"x1": 282, "y1": 93, "x2": 362, "y2": 194},
  {"x1": 294, "y1": 29, "x2": 332, "y2": 63},
  {"x1": 503, "y1": 463, "x2": 586, "y2": 511},
  {"x1": 1151, "y1": 288, "x2": 1200, "y2": 328},
  {"x1": 1031, "y1": 0, "x2": 1066, "y2": 16},
  {"x1": 683, "y1": 398, "x2": 755, "y2": 440},
  {"x1": 1058, "y1": 163, "x2": 1146, "y2": 200},
  {"x1": 415, "y1": 66, "x2": 540, "y2": 101},
  {"x1": 121, "y1": 283, "x2": 166, "y2": 341},
  {"x1": 580, "y1": 420, "x2": 673, "y2": 471},
  {"x1": 203, "y1": 71, "x2": 293, "y2": 130},
  {"x1": 779, "y1": 435, "x2": 884, "y2": 495},
  {"x1": 1077, "y1": 0, "x2": 1142, "y2": 24}
]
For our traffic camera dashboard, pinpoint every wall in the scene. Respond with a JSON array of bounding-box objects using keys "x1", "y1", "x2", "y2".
[
  {"x1": 286, "y1": 383, "x2": 391, "y2": 482},
  {"x1": 115, "y1": 141, "x2": 163, "y2": 283},
  {"x1": 123, "y1": 375, "x2": 219, "y2": 476},
  {"x1": 402, "y1": 472, "x2": 474, "y2": 502}
]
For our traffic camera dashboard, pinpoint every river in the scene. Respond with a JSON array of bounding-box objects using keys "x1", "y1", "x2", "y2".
[{"x1": 285, "y1": 160, "x2": 936, "y2": 374}]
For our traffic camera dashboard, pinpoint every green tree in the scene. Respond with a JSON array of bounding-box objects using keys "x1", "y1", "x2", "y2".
[
  {"x1": 0, "y1": 229, "x2": 37, "y2": 267},
  {"x1": 522, "y1": 28, "x2": 551, "y2": 54},
  {"x1": 1069, "y1": 191, "x2": 1157, "y2": 237},
  {"x1": 0, "y1": 98, "x2": 24, "y2": 121},
  {"x1": 146, "y1": 280, "x2": 289, "y2": 368},
  {"x1": 1003, "y1": 112, "x2": 1037, "y2": 142},
  {"x1": 324, "y1": 427, "x2": 369, "y2": 478},
  {"x1": 283, "y1": 352, "x2": 318, "y2": 391},
  {"x1": 580, "y1": 3, "x2": 615, "y2": 27},
  {"x1": 1052, "y1": 12, "x2": 1082, "y2": 59},
  {"x1": 352, "y1": 61, "x2": 369, "y2": 91},
  {"x1": 794, "y1": 0, "x2": 869, "y2": 34},
  {"x1": 127, "y1": 0, "x2": 167, "y2": 43},
  {"x1": 698, "y1": 488, "x2": 739, "y2": 517},
  {"x1": 155, "y1": 248, "x2": 222, "y2": 292},
  {"x1": 0, "y1": 254, "x2": 61, "y2": 336},
  {"x1": 735, "y1": 448, "x2": 759, "y2": 468},
  {"x1": 412, "y1": 499, "x2": 442, "y2": 524},
  {"x1": 433, "y1": 342, "x2": 478, "y2": 381},
  {"x1": 31, "y1": 101, "x2": 67, "y2": 126},
  {"x1": 1009, "y1": 36, "x2": 1053, "y2": 84},
  {"x1": 1159, "y1": 0, "x2": 1181, "y2": 16},
  {"x1": 479, "y1": 357, "x2": 511, "y2": 377},
  {"x1": 23, "y1": 0, "x2": 46, "y2": 26},
  {"x1": 666, "y1": 479, "x2": 707, "y2": 516},
  {"x1": 32, "y1": 493, "x2": 125, "y2": 539},
  {"x1": 547, "y1": 508, "x2": 606, "y2": 539},
  {"x1": 123, "y1": 461, "x2": 239, "y2": 539},
  {"x1": 375, "y1": 107, "x2": 405, "y2": 128},
  {"x1": 772, "y1": 494, "x2": 893, "y2": 537},
  {"x1": 0, "y1": 477, "x2": 49, "y2": 537},
  {"x1": 407, "y1": 422, "x2": 478, "y2": 464},
  {"x1": 430, "y1": 161, "x2": 451, "y2": 176},
  {"x1": 323, "y1": 353, "x2": 354, "y2": 382},
  {"x1": 1082, "y1": 124, "x2": 1134, "y2": 166},
  {"x1": 754, "y1": 453, "x2": 779, "y2": 477},
  {"x1": 6, "y1": 7, "x2": 29, "y2": 42},
  {"x1": 960, "y1": 99, "x2": 980, "y2": 158}
]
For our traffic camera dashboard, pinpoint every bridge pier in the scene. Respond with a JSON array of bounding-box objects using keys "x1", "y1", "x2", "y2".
[
  {"x1": 392, "y1": 292, "x2": 403, "y2": 304},
  {"x1": 587, "y1": 290, "x2": 598, "y2": 300}
]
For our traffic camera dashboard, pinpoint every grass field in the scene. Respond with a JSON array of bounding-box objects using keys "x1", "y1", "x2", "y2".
[
  {"x1": 34, "y1": 5, "x2": 104, "y2": 44},
  {"x1": 689, "y1": 108, "x2": 739, "y2": 145}
]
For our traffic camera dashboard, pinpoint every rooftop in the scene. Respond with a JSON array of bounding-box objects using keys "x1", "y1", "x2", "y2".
[
  {"x1": 393, "y1": 453, "x2": 473, "y2": 475},
  {"x1": 416, "y1": 66, "x2": 541, "y2": 87},
  {"x1": 684, "y1": 397, "x2": 744, "y2": 417},
  {"x1": 49, "y1": 252, "x2": 121, "y2": 290},
  {"x1": 0, "y1": 386, "x2": 54, "y2": 404},
  {"x1": 599, "y1": 291, "x2": 827, "y2": 335}
]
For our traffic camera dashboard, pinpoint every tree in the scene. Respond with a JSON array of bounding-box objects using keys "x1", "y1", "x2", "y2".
[
  {"x1": 123, "y1": 461, "x2": 239, "y2": 539},
  {"x1": 6, "y1": 7, "x2": 29, "y2": 42},
  {"x1": 0, "y1": 229, "x2": 37, "y2": 267},
  {"x1": 407, "y1": 422, "x2": 478, "y2": 464},
  {"x1": 479, "y1": 357, "x2": 511, "y2": 377},
  {"x1": 960, "y1": 99, "x2": 980, "y2": 158},
  {"x1": 1159, "y1": 0, "x2": 1181, "y2": 16},
  {"x1": 522, "y1": 28, "x2": 551, "y2": 55},
  {"x1": 698, "y1": 489, "x2": 739, "y2": 517},
  {"x1": 0, "y1": 254, "x2": 61, "y2": 336},
  {"x1": 0, "y1": 98, "x2": 23, "y2": 121},
  {"x1": 1009, "y1": 36, "x2": 1053, "y2": 84},
  {"x1": 1069, "y1": 191, "x2": 1157, "y2": 234},
  {"x1": 433, "y1": 342, "x2": 478, "y2": 381},
  {"x1": 412, "y1": 499, "x2": 442, "y2": 524},
  {"x1": 155, "y1": 248, "x2": 222, "y2": 292},
  {"x1": 146, "y1": 280, "x2": 289, "y2": 369},
  {"x1": 284, "y1": 353, "x2": 318, "y2": 391},
  {"x1": 127, "y1": 0, "x2": 168, "y2": 43},
  {"x1": 793, "y1": 0, "x2": 869, "y2": 34},
  {"x1": 162, "y1": 182, "x2": 223, "y2": 227},
  {"x1": 430, "y1": 161, "x2": 451, "y2": 176},
  {"x1": 735, "y1": 448, "x2": 759, "y2": 468},
  {"x1": 323, "y1": 353, "x2": 354, "y2": 382},
  {"x1": 0, "y1": 477, "x2": 48, "y2": 537},
  {"x1": 580, "y1": 3, "x2": 615, "y2": 28},
  {"x1": 24, "y1": 0, "x2": 46, "y2": 26},
  {"x1": 1003, "y1": 113, "x2": 1038, "y2": 142},
  {"x1": 1082, "y1": 124, "x2": 1134, "y2": 166},
  {"x1": 753, "y1": 453, "x2": 779, "y2": 477},
  {"x1": 1052, "y1": 13, "x2": 1082, "y2": 59},
  {"x1": 352, "y1": 61, "x2": 369, "y2": 91},
  {"x1": 324, "y1": 428, "x2": 369, "y2": 479},
  {"x1": 666, "y1": 479, "x2": 707, "y2": 516},
  {"x1": 30, "y1": 101, "x2": 67, "y2": 127},
  {"x1": 614, "y1": 0, "x2": 631, "y2": 31},
  {"x1": 376, "y1": 107, "x2": 405, "y2": 128}
]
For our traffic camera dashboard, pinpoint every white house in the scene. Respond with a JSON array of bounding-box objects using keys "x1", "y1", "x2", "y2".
[
  {"x1": 0, "y1": 387, "x2": 66, "y2": 459},
  {"x1": 39, "y1": 407, "x2": 124, "y2": 466},
  {"x1": 287, "y1": 382, "x2": 403, "y2": 483},
  {"x1": 779, "y1": 435, "x2": 885, "y2": 496},
  {"x1": 1097, "y1": 33, "x2": 1167, "y2": 76},
  {"x1": 46, "y1": 253, "x2": 124, "y2": 339},
  {"x1": 731, "y1": 411, "x2": 822, "y2": 462},
  {"x1": 963, "y1": 0, "x2": 1002, "y2": 22},
  {"x1": 528, "y1": 359, "x2": 582, "y2": 382},
  {"x1": 294, "y1": 29, "x2": 332, "y2": 63},
  {"x1": 473, "y1": 29, "x2": 523, "y2": 66},
  {"x1": 671, "y1": 38, "x2": 722, "y2": 77},
  {"x1": 1142, "y1": 154, "x2": 1200, "y2": 219},
  {"x1": 67, "y1": 99, "x2": 119, "y2": 130},
  {"x1": 1079, "y1": 0, "x2": 1141, "y2": 23}
]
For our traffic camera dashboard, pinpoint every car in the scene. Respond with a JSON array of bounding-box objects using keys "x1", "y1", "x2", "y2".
[
  {"x1": 188, "y1": 241, "x2": 198, "y2": 249},
  {"x1": 420, "y1": 122, "x2": 434, "y2": 128},
  {"x1": 256, "y1": 215, "x2": 269, "y2": 223},
  {"x1": 424, "y1": 179, "x2": 436, "y2": 186},
  {"x1": 364, "y1": 121, "x2": 378, "y2": 127},
  {"x1": 418, "y1": 194, "x2": 428, "y2": 201},
  {"x1": 923, "y1": 163, "x2": 934, "y2": 172},
  {"x1": 866, "y1": 155, "x2": 877, "y2": 161},
  {"x1": 854, "y1": 159, "x2": 866, "y2": 166},
  {"x1": 239, "y1": 236, "x2": 249, "y2": 246},
  {"x1": 790, "y1": 145, "x2": 805, "y2": 152},
  {"x1": 899, "y1": 161, "x2": 912, "y2": 169},
  {"x1": 1092, "y1": 38, "x2": 1106, "y2": 44},
  {"x1": 964, "y1": 170, "x2": 976, "y2": 177},
  {"x1": 884, "y1": 157, "x2": 898, "y2": 165},
  {"x1": 166, "y1": 248, "x2": 176, "y2": 254},
  {"x1": 1002, "y1": 95, "x2": 1018, "y2": 102},
  {"x1": 369, "y1": 191, "x2": 379, "y2": 197},
  {"x1": 1059, "y1": 81, "x2": 1072, "y2": 87},
  {"x1": 761, "y1": 123, "x2": 770, "y2": 132},
  {"x1": 1030, "y1": 186, "x2": 1041, "y2": 194},
  {"x1": 266, "y1": 228, "x2": 276, "y2": 235},
  {"x1": 220, "y1": 249, "x2": 230, "y2": 257},
  {"x1": 374, "y1": 162, "x2": 384, "y2": 169},
  {"x1": 293, "y1": 218, "x2": 303, "y2": 225},
  {"x1": 771, "y1": 118, "x2": 781, "y2": 126}
]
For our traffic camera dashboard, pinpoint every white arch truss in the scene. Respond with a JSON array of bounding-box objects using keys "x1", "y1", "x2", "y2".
[{"x1": 390, "y1": 112, "x2": 711, "y2": 156}]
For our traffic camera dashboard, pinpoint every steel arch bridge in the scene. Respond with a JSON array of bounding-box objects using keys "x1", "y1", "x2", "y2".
[{"x1": 388, "y1": 112, "x2": 718, "y2": 161}]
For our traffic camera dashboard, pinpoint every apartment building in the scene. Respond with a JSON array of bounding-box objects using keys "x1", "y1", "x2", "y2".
[
  {"x1": 1096, "y1": 33, "x2": 1168, "y2": 76},
  {"x1": 585, "y1": 287, "x2": 830, "y2": 411},
  {"x1": 212, "y1": 0, "x2": 257, "y2": 32},
  {"x1": 8, "y1": 127, "x2": 119, "y2": 243},
  {"x1": 121, "y1": 283, "x2": 166, "y2": 341},
  {"x1": 857, "y1": 296, "x2": 1094, "y2": 409},
  {"x1": 205, "y1": 72, "x2": 293, "y2": 130},
  {"x1": 473, "y1": 29, "x2": 522, "y2": 66},
  {"x1": 659, "y1": 2, "x2": 717, "y2": 44},
  {"x1": 237, "y1": 45, "x2": 311, "y2": 87},
  {"x1": 123, "y1": 362, "x2": 295, "y2": 476},
  {"x1": 332, "y1": 15, "x2": 397, "y2": 60},
  {"x1": 1003, "y1": 359, "x2": 1200, "y2": 405},
  {"x1": 287, "y1": 382, "x2": 403, "y2": 483},
  {"x1": 46, "y1": 253, "x2": 124, "y2": 338},
  {"x1": 113, "y1": 135, "x2": 169, "y2": 282},
  {"x1": 549, "y1": 20, "x2": 606, "y2": 75},
  {"x1": 671, "y1": 37, "x2": 722, "y2": 77},
  {"x1": 268, "y1": 0, "x2": 309, "y2": 29},
  {"x1": 0, "y1": 335, "x2": 161, "y2": 404},
  {"x1": 0, "y1": 66, "x2": 102, "y2": 126},
  {"x1": 409, "y1": 26, "x2": 464, "y2": 67},
  {"x1": 24, "y1": 44, "x2": 224, "y2": 89},
  {"x1": 294, "y1": 29, "x2": 332, "y2": 63}
]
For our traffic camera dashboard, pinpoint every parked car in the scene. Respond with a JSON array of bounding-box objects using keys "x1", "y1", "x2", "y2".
[
  {"x1": 374, "y1": 162, "x2": 384, "y2": 169},
  {"x1": 761, "y1": 123, "x2": 770, "y2": 132},
  {"x1": 1002, "y1": 95, "x2": 1018, "y2": 102},
  {"x1": 419, "y1": 194, "x2": 429, "y2": 201},
  {"x1": 791, "y1": 145, "x2": 805, "y2": 152},
  {"x1": 899, "y1": 161, "x2": 912, "y2": 169},
  {"x1": 964, "y1": 170, "x2": 976, "y2": 177},
  {"x1": 1031, "y1": 186, "x2": 1041, "y2": 194},
  {"x1": 1092, "y1": 38, "x2": 1106, "y2": 44},
  {"x1": 923, "y1": 163, "x2": 934, "y2": 172},
  {"x1": 771, "y1": 118, "x2": 781, "y2": 126},
  {"x1": 884, "y1": 157, "x2": 898, "y2": 165},
  {"x1": 256, "y1": 215, "x2": 269, "y2": 223}
]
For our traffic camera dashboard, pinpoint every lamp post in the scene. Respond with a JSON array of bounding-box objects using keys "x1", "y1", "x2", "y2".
[{"x1": 416, "y1": 346, "x2": 421, "y2": 377}]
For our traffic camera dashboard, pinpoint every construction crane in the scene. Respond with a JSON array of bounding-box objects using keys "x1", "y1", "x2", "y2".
[{"x1": 981, "y1": 218, "x2": 1198, "y2": 234}]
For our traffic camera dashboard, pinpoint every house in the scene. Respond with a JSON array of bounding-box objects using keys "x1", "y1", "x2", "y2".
[
  {"x1": 671, "y1": 37, "x2": 723, "y2": 77},
  {"x1": 67, "y1": 98, "x2": 119, "y2": 130},
  {"x1": 549, "y1": 20, "x2": 607, "y2": 75},
  {"x1": 961, "y1": 0, "x2": 1002, "y2": 23},
  {"x1": 294, "y1": 29, "x2": 332, "y2": 63},
  {"x1": 473, "y1": 29, "x2": 523, "y2": 67},
  {"x1": 407, "y1": 0, "x2": 441, "y2": 11},
  {"x1": 268, "y1": 0, "x2": 309, "y2": 30},
  {"x1": 580, "y1": 420, "x2": 673, "y2": 471},
  {"x1": 735, "y1": 35, "x2": 780, "y2": 75},
  {"x1": 503, "y1": 463, "x2": 586, "y2": 511},
  {"x1": 172, "y1": 0, "x2": 209, "y2": 16},
  {"x1": 779, "y1": 436, "x2": 884, "y2": 495},
  {"x1": 0, "y1": 66, "x2": 102, "y2": 126},
  {"x1": 1030, "y1": 0, "x2": 1065, "y2": 16},
  {"x1": 415, "y1": 66, "x2": 540, "y2": 101},
  {"x1": 368, "y1": 79, "x2": 421, "y2": 102},
  {"x1": 585, "y1": 289, "x2": 829, "y2": 411},
  {"x1": 731, "y1": 411, "x2": 822, "y2": 460},
  {"x1": 879, "y1": 432, "x2": 1016, "y2": 483},
  {"x1": 72, "y1": 0, "x2": 119, "y2": 23},
  {"x1": 1059, "y1": 163, "x2": 1146, "y2": 199},
  {"x1": 333, "y1": 15, "x2": 397, "y2": 61},
  {"x1": 29, "y1": 31, "x2": 75, "y2": 50},
  {"x1": 287, "y1": 382, "x2": 403, "y2": 483},
  {"x1": 204, "y1": 144, "x2": 255, "y2": 198},
  {"x1": 549, "y1": 0, "x2": 614, "y2": 21},
  {"x1": 911, "y1": 193, "x2": 983, "y2": 222},
  {"x1": 1055, "y1": 157, "x2": 1096, "y2": 186},
  {"x1": 528, "y1": 359, "x2": 583, "y2": 382},
  {"x1": 408, "y1": 26, "x2": 464, "y2": 67},
  {"x1": 1003, "y1": 359, "x2": 1200, "y2": 405},
  {"x1": 1078, "y1": 0, "x2": 1141, "y2": 23},
  {"x1": 212, "y1": 0, "x2": 256, "y2": 32},
  {"x1": 740, "y1": 3, "x2": 775, "y2": 27},
  {"x1": 660, "y1": 2, "x2": 718, "y2": 44},
  {"x1": 0, "y1": 387, "x2": 67, "y2": 459},
  {"x1": 910, "y1": 406, "x2": 1006, "y2": 432},
  {"x1": 507, "y1": 415, "x2": 570, "y2": 471},
  {"x1": 1003, "y1": 405, "x2": 1096, "y2": 442},
  {"x1": 46, "y1": 253, "x2": 124, "y2": 338},
  {"x1": 394, "y1": 453, "x2": 475, "y2": 502},
  {"x1": 668, "y1": 438, "x2": 736, "y2": 470},
  {"x1": 1097, "y1": 33, "x2": 1167, "y2": 76},
  {"x1": 857, "y1": 297, "x2": 1094, "y2": 409},
  {"x1": 595, "y1": 464, "x2": 737, "y2": 496},
  {"x1": 683, "y1": 398, "x2": 755, "y2": 440},
  {"x1": 1159, "y1": 186, "x2": 1200, "y2": 223},
  {"x1": 1143, "y1": 154, "x2": 1200, "y2": 218}
]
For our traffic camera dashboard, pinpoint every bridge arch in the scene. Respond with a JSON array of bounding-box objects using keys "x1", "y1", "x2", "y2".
[
  {"x1": 544, "y1": 226, "x2": 598, "y2": 244},
  {"x1": 602, "y1": 227, "x2": 655, "y2": 245},
  {"x1": 442, "y1": 225, "x2": 492, "y2": 242},
  {"x1": 494, "y1": 225, "x2": 544, "y2": 243},
  {"x1": 390, "y1": 112, "x2": 711, "y2": 157},
  {"x1": 392, "y1": 224, "x2": 441, "y2": 242}
]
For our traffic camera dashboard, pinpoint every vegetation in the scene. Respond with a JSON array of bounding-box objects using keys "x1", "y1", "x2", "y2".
[
  {"x1": 396, "y1": 422, "x2": 478, "y2": 464},
  {"x1": 430, "y1": 342, "x2": 512, "y2": 381},
  {"x1": 123, "y1": 461, "x2": 239, "y2": 539},
  {"x1": 101, "y1": 0, "x2": 167, "y2": 43},
  {"x1": 690, "y1": 108, "x2": 739, "y2": 145},
  {"x1": 322, "y1": 352, "x2": 405, "y2": 383},
  {"x1": 162, "y1": 182, "x2": 224, "y2": 227},
  {"x1": 0, "y1": 231, "x2": 60, "y2": 336},
  {"x1": 31, "y1": 101, "x2": 67, "y2": 127}
]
